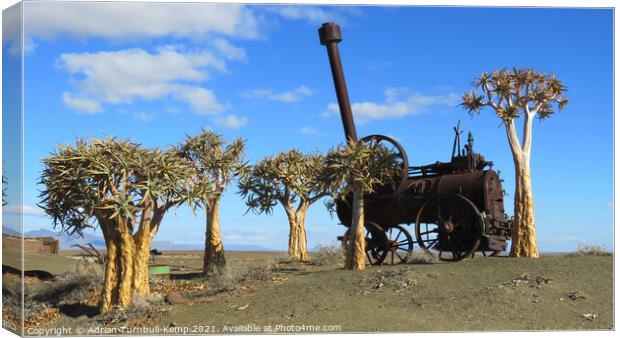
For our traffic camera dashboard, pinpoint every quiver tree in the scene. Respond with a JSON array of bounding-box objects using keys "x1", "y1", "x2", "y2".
[
  {"x1": 238, "y1": 150, "x2": 331, "y2": 262},
  {"x1": 461, "y1": 68, "x2": 568, "y2": 258},
  {"x1": 39, "y1": 137, "x2": 198, "y2": 312},
  {"x1": 324, "y1": 141, "x2": 400, "y2": 270},
  {"x1": 178, "y1": 129, "x2": 246, "y2": 275}
]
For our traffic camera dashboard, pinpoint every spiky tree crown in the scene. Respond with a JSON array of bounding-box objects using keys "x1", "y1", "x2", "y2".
[
  {"x1": 178, "y1": 129, "x2": 246, "y2": 208},
  {"x1": 39, "y1": 137, "x2": 197, "y2": 236},
  {"x1": 238, "y1": 149, "x2": 330, "y2": 215},
  {"x1": 324, "y1": 140, "x2": 401, "y2": 196},
  {"x1": 462, "y1": 68, "x2": 568, "y2": 122}
]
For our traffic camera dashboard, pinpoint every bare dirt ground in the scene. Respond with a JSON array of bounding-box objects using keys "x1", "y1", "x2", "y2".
[
  {"x1": 4, "y1": 249, "x2": 614, "y2": 335},
  {"x1": 17, "y1": 251, "x2": 613, "y2": 334}
]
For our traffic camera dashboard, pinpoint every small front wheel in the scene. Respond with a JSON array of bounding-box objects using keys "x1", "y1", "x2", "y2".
[{"x1": 341, "y1": 221, "x2": 388, "y2": 265}]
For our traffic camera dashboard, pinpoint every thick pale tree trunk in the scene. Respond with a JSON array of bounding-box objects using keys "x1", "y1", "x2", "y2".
[
  {"x1": 510, "y1": 158, "x2": 539, "y2": 257},
  {"x1": 115, "y1": 220, "x2": 136, "y2": 308},
  {"x1": 297, "y1": 215, "x2": 309, "y2": 262},
  {"x1": 99, "y1": 227, "x2": 119, "y2": 312},
  {"x1": 345, "y1": 185, "x2": 365, "y2": 270},
  {"x1": 505, "y1": 117, "x2": 539, "y2": 258},
  {"x1": 204, "y1": 199, "x2": 226, "y2": 275},
  {"x1": 285, "y1": 208, "x2": 302, "y2": 261},
  {"x1": 284, "y1": 203, "x2": 310, "y2": 262},
  {"x1": 132, "y1": 208, "x2": 153, "y2": 295},
  {"x1": 98, "y1": 211, "x2": 160, "y2": 312},
  {"x1": 287, "y1": 217, "x2": 300, "y2": 259}
]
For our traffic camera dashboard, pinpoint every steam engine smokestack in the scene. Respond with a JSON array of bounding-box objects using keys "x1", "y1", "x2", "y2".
[{"x1": 319, "y1": 22, "x2": 358, "y2": 142}]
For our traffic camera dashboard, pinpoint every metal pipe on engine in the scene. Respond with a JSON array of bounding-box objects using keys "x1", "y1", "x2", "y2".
[{"x1": 318, "y1": 22, "x2": 358, "y2": 142}]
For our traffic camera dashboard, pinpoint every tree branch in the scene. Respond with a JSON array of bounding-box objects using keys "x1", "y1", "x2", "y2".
[
  {"x1": 505, "y1": 120, "x2": 523, "y2": 159},
  {"x1": 309, "y1": 192, "x2": 330, "y2": 205},
  {"x1": 522, "y1": 108, "x2": 535, "y2": 156}
]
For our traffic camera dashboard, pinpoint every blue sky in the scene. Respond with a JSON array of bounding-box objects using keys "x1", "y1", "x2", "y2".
[{"x1": 2, "y1": 3, "x2": 613, "y2": 252}]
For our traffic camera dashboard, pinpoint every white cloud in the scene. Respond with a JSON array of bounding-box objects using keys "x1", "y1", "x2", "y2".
[
  {"x1": 321, "y1": 88, "x2": 460, "y2": 124},
  {"x1": 58, "y1": 46, "x2": 228, "y2": 115},
  {"x1": 243, "y1": 85, "x2": 313, "y2": 103},
  {"x1": 62, "y1": 92, "x2": 102, "y2": 114},
  {"x1": 173, "y1": 86, "x2": 225, "y2": 116},
  {"x1": 23, "y1": 2, "x2": 258, "y2": 41},
  {"x1": 4, "y1": 205, "x2": 45, "y2": 216},
  {"x1": 270, "y1": 5, "x2": 356, "y2": 25},
  {"x1": 133, "y1": 112, "x2": 154, "y2": 123},
  {"x1": 300, "y1": 127, "x2": 321, "y2": 136},
  {"x1": 273, "y1": 6, "x2": 334, "y2": 23},
  {"x1": 214, "y1": 114, "x2": 248, "y2": 129},
  {"x1": 211, "y1": 38, "x2": 247, "y2": 61},
  {"x1": 367, "y1": 60, "x2": 396, "y2": 71}
]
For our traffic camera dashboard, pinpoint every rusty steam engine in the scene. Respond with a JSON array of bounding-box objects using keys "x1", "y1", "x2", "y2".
[{"x1": 319, "y1": 22, "x2": 512, "y2": 264}]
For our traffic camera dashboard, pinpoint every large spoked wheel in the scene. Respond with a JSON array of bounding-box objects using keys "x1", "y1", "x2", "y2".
[
  {"x1": 415, "y1": 194, "x2": 483, "y2": 261},
  {"x1": 341, "y1": 221, "x2": 389, "y2": 265},
  {"x1": 375, "y1": 225, "x2": 414, "y2": 265},
  {"x1": 360, "y1": 135, "x2": 409, "y2": 197}
]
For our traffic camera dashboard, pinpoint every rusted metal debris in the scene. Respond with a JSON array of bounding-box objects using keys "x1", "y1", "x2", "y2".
[{"x1": 319, "y1": 22, "x2": 513, "y2": 264}]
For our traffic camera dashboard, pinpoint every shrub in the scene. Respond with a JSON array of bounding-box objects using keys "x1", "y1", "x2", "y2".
[
  {"x1": 97, "y1": 294, "x2": 168, "y2": 326},
  {"x1": 309, "y1": 244, "x2": 344, "y2": 266},
  {"x1": 31, "y1": 262, "x2": 103, "y2": 306},
  {"x1": 407, "y1": 251, "x2": 435, "y2": 264},
  {"x1": 192, "y1": 265, "x2": 276, "y2": 298},
  {"x1": 273, "y1": 255, "x2": 297, "y2": 265},
  {"x1": 566, "y1": 243, "x2": 612, "y2": 257},
  {"x1": 2, "y1": 276, "x2": 22, "y2": 322}
]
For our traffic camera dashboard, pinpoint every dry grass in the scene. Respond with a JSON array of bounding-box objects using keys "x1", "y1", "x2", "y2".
[
  {"x1": 407, "y1": 251, "x2": 435, "y2": 265},
  {"x1": 2, "y1": 275, "x2": 23, "y2": 327},
  {"x1": 1, "y1": 262, "x2": 104, "y2": 328},
  {"x1": 189, "y1": 265, "x2": 278, "y2": 298},
  {"x1": 30, "y1": 262, "x2": 103, "y2": 306},
  {"x1": 359, "y1": 269, "x2": 416, "y2": 295},
  {"x1": 97, "y1": 294, "x2": 170, "y2": 326},
  {"x1": 273, "y1": 255, "x2": 297, "y2": 265},
  {"x1": 309, "y1": 244, "x2": 344, "y2": 266}
]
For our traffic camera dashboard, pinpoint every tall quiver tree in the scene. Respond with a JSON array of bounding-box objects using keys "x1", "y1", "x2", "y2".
[
  {"x1": 461, "y1": 68, "x2": 568, "y2": 258},
  {"x1": 178, "y1": 129, "x2": 246, "y2": 275},
  {"x1": 325, "y1": 141, "x2": 399, "y2": 270},
  {"x1": 39, "y1": 138, "x2": 197, "y2": 312},
  {"x1": 238, "y1": 150, "x2": 331, "y2": 262}
]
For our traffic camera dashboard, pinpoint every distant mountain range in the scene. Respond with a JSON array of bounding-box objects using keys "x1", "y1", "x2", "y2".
[
  {"x1": 2, "y1": 226, "x2": 20, "y2": 237},
  {"x1": 3, "y1": 226, "x2": 273, "y2": 251}
]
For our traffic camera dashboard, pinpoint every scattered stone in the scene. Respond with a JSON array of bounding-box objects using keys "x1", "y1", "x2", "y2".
[
  {"x1": 359, "y1": 270, "x2": 416, "y2": 295},
  {"x1": 500, "y1": 273, "x2": 552, "y2": 288},
  {"x1": 165, "y1": 291, "x2": 188, "y2": 305},
  {"x1": 271, "y1": 276, "x2": 289, "y2": 285},
  {"x1": 582, "y1": 313, "x2": 598, "y2": 321},
  {"x1": 567, "y1": 291, "x2": 586, "y2": 301}
]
